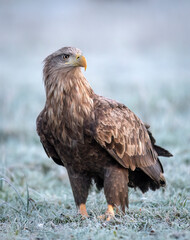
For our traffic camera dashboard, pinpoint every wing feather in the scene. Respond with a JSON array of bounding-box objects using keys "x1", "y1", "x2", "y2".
[
  {"x1": 92, "y1": 96, "x2": 157, "y2": 171},
  {"x1": 36, "y1": 111, "x2": 64, "y2": 166}
]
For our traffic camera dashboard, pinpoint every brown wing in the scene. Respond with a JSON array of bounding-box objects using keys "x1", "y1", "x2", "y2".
[
  {"x1": 36, "y1": 111, "x2": 64, "y2": 166},
  {"x1": 92, "y1": 96, "x2": 157, "y2": 171}
]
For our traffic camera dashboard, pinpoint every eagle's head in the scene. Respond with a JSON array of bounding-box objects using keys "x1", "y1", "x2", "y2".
[{"x1": 44, "y1": 47, "x2": 87, "y2": 74}]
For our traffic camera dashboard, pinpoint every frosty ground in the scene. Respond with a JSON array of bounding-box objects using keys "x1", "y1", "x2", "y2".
[{"x1": 0, "y1": 0, "x2": 190, "y2": 239}]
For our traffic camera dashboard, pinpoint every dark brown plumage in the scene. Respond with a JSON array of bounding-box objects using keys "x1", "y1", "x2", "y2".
[{"x1": 36, "y1": 47, "x2": 172, "y2": 220}]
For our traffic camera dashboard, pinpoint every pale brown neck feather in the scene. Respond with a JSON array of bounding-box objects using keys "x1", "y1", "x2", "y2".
[{"x1": 44, "y1": 67, "x2": 94, "y2": 130}]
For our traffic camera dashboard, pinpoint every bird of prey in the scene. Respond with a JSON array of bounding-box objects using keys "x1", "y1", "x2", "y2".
[{"x1": 36, "y1": 47, "x2": 172, "y2": 220}]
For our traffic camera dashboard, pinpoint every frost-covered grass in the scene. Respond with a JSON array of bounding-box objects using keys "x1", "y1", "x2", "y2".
[
  {"x1": 0, "y1": 0, "x2": 190, "y2": 239},
  {"x1": 0, "y1": 129, "x2": 189, "y2": 240},
  {"x1": 0, "y1": 77, "x2": 190, "y2": 240}
]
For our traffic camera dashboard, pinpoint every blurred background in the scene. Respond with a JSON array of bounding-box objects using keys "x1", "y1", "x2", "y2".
[
  {"x1": 0, "y1": 0, "x2": 190, "y2": 176},
  {"x1": 0, "y1": 0, "x2": 190, "y2": 238}
]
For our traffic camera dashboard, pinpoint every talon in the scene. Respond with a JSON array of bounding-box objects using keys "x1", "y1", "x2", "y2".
[
  {"x1": 105, "y1": 204, "x2": 115, "y2": 221},
  {"x1": 79, "y1": 204, "x2": 89, "y2": 218},
  {"x1": 98, "y1": 214, "x2": 106, "y2": 220},
  {"x1": 98, "y1": 204, "x2": 115, "y2": 221},
  {"x1": 106, "y1": 216, "x2": 113, "y2": 221}
]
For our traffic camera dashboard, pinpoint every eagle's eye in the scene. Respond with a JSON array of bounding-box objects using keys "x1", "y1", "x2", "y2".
[{"x1": 62, "y1": 54, "x2": 70, "y2": 60}]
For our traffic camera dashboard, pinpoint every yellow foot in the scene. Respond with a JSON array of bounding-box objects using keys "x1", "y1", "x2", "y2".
[
  {"x1": 98, "y1": 214, "x2": 106, "y2": 220},
  {"x1": 79, "y1": 204, "x2": 89, "y2": 218},
  {"x1": 98, "y1": 204, "x2": 115, "y2": 221}
]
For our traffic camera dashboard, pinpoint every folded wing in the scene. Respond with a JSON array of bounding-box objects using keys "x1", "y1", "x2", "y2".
[{"x1": 92, "y1": 96, "x2": 160, "y2": 181}]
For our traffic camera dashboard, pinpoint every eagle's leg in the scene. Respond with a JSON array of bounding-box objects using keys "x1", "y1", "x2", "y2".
[
  {"x1": 101, "y1": 166, "x2": 128, "y2": 221},
  {"x1": 67, "y1": 169, "x2": 91, "y2": 218},
  {"x1": 79, "y1": 203, "x2": 88, "y2": 217}
]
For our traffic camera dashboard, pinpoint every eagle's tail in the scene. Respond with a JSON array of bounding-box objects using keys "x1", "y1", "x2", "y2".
[
  {"x1": 154, "y1": 145, "x2": 173, "y2": 157},
  {"x1": 145, "y1": 124, "x2": 173, "y2": 158},
  {"x1": 128, "y1": 157, "x2": 166, "y2": 193},
  {"x1": 140, "y1": 158, "x2": 166, "y2": 186}
]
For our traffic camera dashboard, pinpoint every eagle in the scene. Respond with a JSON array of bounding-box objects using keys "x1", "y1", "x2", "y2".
[{"x1": 36, "y1": 47, "x2": 172, "y2": 220}]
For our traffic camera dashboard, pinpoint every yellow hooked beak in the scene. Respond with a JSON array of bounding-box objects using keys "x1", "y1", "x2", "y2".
[{"x1": 76, "y1": 55, "x2": 87, "y2": 71}]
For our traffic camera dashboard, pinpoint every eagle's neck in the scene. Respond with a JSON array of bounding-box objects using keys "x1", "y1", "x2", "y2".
[{"x1": 44, "y1": 68, "x2": 94, "y2": 138}]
